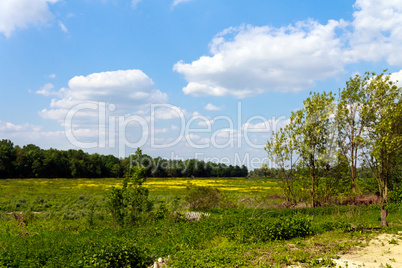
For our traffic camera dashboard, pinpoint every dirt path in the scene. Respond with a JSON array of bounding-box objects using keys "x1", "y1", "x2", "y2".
[{"x1": 333, "y1": 233, "x2": 402, "y2": 268}]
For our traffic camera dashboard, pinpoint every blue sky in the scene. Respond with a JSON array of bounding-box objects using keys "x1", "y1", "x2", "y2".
[{"x1": 1, "y1": 0, "x2": 402, "y2": 169}]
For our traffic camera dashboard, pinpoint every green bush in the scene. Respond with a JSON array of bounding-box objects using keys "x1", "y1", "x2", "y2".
[
  {"x1": 81, "y1": 238, "x2": 152, "y2": 268},
  {"x1": 185, "y1": 182, "x2": 232, "y2": 210},
  {"x1": 0, "y1": 233, "x2": 152, "y2": 268},
  {"x1": 107, "y1": 165, "x2": 153, "y2": 226},
  {"x1": 239, "y1": 215, "x2": 311, "y2": 243}
]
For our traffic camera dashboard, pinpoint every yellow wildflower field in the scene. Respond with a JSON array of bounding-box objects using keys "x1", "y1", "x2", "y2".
[{"x1": 0, "y1": 177, "x2": 280, "y2": 201}]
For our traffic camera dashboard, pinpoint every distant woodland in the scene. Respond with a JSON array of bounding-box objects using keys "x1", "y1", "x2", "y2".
[{"x1": 0, "y1": 140, "x2": 248, "y2": 179}]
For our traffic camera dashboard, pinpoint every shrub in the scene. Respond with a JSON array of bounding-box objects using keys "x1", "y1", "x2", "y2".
[
  {"x1": 239, "y1": 215, "x2": 311, "y2": 242},
  {"x1": 107, "y1": 164, "x2": 153, "y2": 226},
  {"x1": 0, "y1": 234, "x2": 152, "y2": 268},
  {"x1": 184, "y1": 182, "x2": 231, "y2": 210},
  {"x1": 81, "y1": 238, "x2": 153, "y2": 268}
]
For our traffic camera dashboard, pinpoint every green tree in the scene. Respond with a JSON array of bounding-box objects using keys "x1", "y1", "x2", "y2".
[
  {"x1": 108, "y1": 148, "x2": 152, "y2": 226},
  {"x1": 360, "y1": 72, "x2": 402, "y2": 227},
  {"x1": 292, "y1": 92, "x2": 336, "y2": 207},
  {"x1": 0, "y1": 139, "x2": 15, "y2": 178},
  {"x1": 265, "y1": 124, "x2": 298, "y2": 204},
  {"x1": 336, "y1": 74, "x2": 369, "y2": 193},
  {"x1": 23, "y1": 144, "x2": 44, "y2": 178}
]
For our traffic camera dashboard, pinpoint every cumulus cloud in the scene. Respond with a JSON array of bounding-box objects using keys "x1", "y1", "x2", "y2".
[
  {"x1": 242, "y1": 116, "x2": 290, "y2": 133},
  {"x1": 174, "y1": 21, "x2": 348, "y2": 98},
  {"x1": 197, "y1": 119, "x2": 214, "y2": 127},
  {"x1": 174, "y1": 0, "x2": 402, "y2": 98},
  {"x1": 36, "y1": 83, "x2": 64, "y2": 97},
  {"x1": 0, "y1": 120, "x2": 41, "y2": 133},
  {"x1": 152, "y1": 105, "x2": 187, "y2": 120},
  {"x1": 0, "y1": 0, "x2": 59, "y2": 37},
  {"x1": 390, "y1": 69, "x2": 402, "y2": 87},
  {"x1": 349, "y1": 0, "x2": 402, "y2": 65},
  {"x1": 39, "y1": 69, "x2": 168, "y2": 122},
  {"x1": 204, "y1": 103, "x2": 223, "y2": 111},
  {"x1": 0, "y1": 120, "x2": 72, "y2": 149}
]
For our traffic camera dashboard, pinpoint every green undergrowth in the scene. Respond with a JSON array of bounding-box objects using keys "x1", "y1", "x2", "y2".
[
  {"x1": 1, "y1": 204, "x2": 402, "y2": 267},
  {"x1": 1, "y1": 178, "x2": 402, "y2": 267}
]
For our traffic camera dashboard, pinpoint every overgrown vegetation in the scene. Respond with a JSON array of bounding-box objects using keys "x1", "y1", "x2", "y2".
[
  {"x1": 1, "y1": 175, "x2": 402, "y2": 267},
  {"x1": 266, "y1": 71, "x2": 402, "y2": 226}
]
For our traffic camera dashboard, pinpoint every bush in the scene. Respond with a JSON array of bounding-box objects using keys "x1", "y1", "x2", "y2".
[
  {"x1": 107, "y1": 165, "x2": 153, "y2": 226},
  {"x1": 81, "y1": 238, "x2": 152, "y2": 268},
  {"x1": 185, "y1": 182, "x2": 232, "y2": 210},
  {"x1": 240, "y1": 215, "x2": 311, "y2": 242},
  {"x1": 0, "y1": 233, "x2": 152, "y2": 268}
]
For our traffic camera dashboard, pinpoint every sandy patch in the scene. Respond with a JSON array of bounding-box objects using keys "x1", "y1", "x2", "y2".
[{"x1": 333, "y1": 233, "x2": 402, "y2": 268}]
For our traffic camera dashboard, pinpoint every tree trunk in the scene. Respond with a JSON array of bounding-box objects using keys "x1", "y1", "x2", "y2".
[
  {"x1": 381, "y1": 203, "x2": 388, "y2": 227},
  {"x1": 351, "y1": 165, "x2": 356, "y2": 193},
  {"x1": 311, "y1": 154, "x2": 316, "y2": 208},
  {"x1": 381, "y1": 159, "x2": 389, "y2": 227}
]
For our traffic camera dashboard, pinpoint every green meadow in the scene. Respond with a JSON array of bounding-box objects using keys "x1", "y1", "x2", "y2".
[{"x1": 1, "y1": 177, "x2": 402, "y2": 268}]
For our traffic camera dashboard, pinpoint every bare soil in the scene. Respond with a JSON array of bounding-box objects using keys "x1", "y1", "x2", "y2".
[{"x1": 333, "y1": 233, "x2": 402, "y2": 268}]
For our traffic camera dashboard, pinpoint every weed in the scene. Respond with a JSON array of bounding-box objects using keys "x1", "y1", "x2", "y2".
[{"x1": 388, "y1": 238, "x2": 399, "y2": 245}]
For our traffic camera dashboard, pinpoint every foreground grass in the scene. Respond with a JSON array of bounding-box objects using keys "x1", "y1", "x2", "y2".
[{"x1": 1, "y1": 178, "x2": 402, "y2": 267}]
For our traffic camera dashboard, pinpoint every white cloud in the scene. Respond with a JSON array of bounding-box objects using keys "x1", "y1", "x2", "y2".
[
  {"x1": 153, "y1": 105, "x2": 186, "y2": 120},
  {"x1": 0, "y1": 0, "x2": 59, "y2": 37},
  {"x1": 174, "y1": 21, "x2": 348, "y2": 98},
  {"x1": 131, "y1": 0, "x2": 142, "y2": 9},
  {"x1": 349, "y1": 0, "x2": 402, "y2": 65},
  {"x1": 390, "y1": 70, "x2": 402, "y2": 87},
  {"x1": 0, "y1": 120, "x2": 41, "y2": 132},
  {"x1": 36, "y1": 83, "x2": 62, "y2": 97},
  {"x1": 58, "y1": 20, "x2": 68, "y2": 33},
  {"x1": 172, "y1": 0, "x2": 192, "y2": 8},
  {"x1": 174, "y1": 1, "x2": 402, "y2": 98},
  {"x1": 39, "y1": 69, "x2": 168, "y2": 122},
  {"x1": 197, "y1": 119, "x2": 214, "y2": 127},
  {"x1": 49, "y1": 74, "x2": 56, "y2": 78},
  {"x1": 204, "y1": 103, "x2": 223, "y2": 111},
  {"x1": 215, "y1": 128, "x2": 240, "y2": 138},
  {"x1": 0, "y1": 120, "x2": 71, "y2": 149},
  {"x1": 242, "y1": 117, "x2": 290, "y2": 133}
]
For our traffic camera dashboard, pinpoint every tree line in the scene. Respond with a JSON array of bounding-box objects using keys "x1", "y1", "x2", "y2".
[
  {"x1": 0, "y1": 141, "x2": 248, "y2": 179},
  {"x1": 265, "y1": 71, "x2": 402, "y2": 226}
]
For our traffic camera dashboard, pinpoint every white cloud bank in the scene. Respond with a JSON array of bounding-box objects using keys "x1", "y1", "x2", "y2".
[
  {"x1": 0, "y1": 0, "x2": 59, "y2": 37},
  {"x1": 39, "y1": 69, "x2": 168, "y2": 122},
  {"x1": 174, "y1": 0, "x2": 402, "y2": 98}
]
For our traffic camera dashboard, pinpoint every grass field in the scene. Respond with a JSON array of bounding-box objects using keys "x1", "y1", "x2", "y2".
[
  {"x1": 1, "y1": 177, "x2": 401, "y2": 267},
  {"x1": 0, "y1": 177, "x2": 282, "y2": 213}
]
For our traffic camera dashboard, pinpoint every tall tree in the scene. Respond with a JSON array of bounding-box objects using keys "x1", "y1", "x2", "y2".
[
  {"x1": 0, "y1": 139, "x2": 15, "y2": 178},
  {"x1": 293, "y1": 91, "x2": 336, "y2": 207},
  {"x1": 265, "y1": 124, "x2": 299, "y2": 204},
  {"x1": 336, "y1": 74, "x2": 369, "y2": 193},
  {"x1": 361, "y1": 72, "x2": 402, "y2": 227}
]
